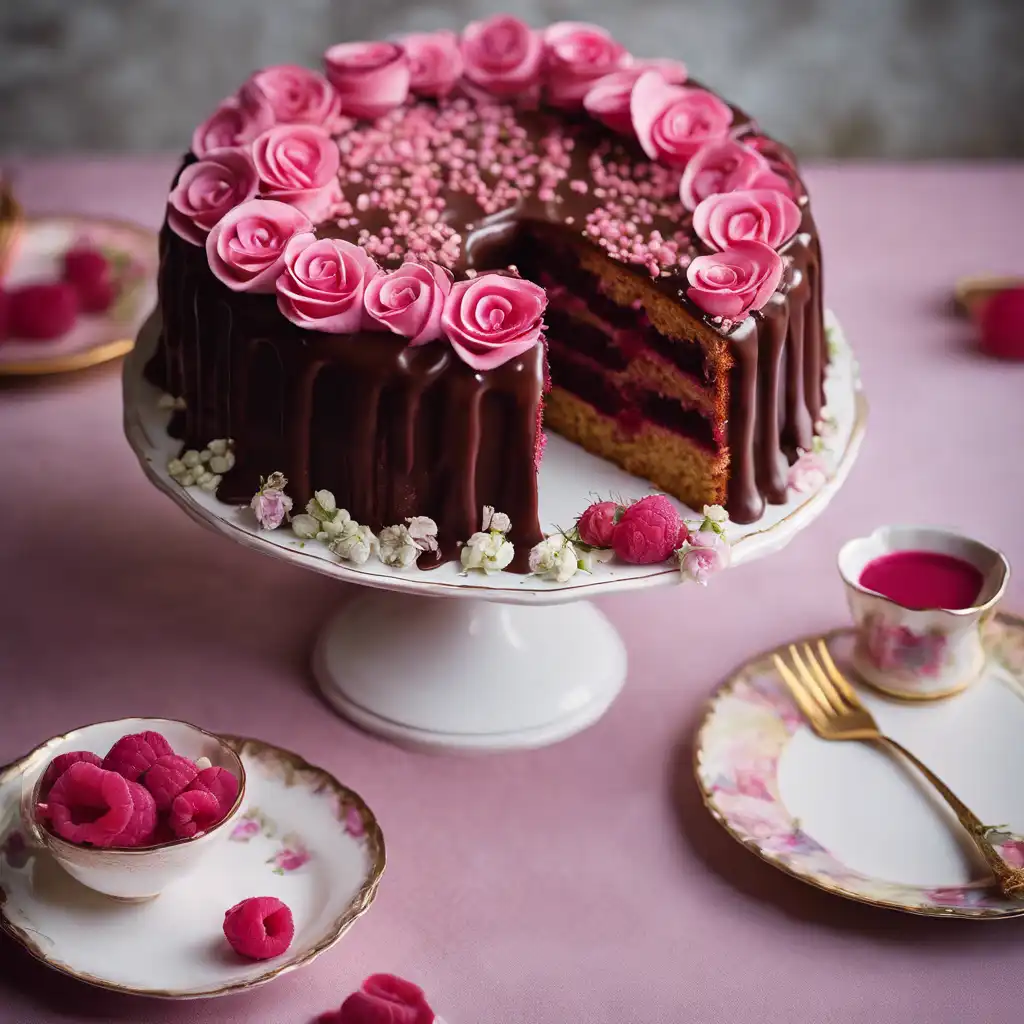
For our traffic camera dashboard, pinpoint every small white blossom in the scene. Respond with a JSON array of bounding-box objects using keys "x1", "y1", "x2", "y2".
[
  {"x1": 199, "y1": 448, "x2": 212, "y2": 462},
  {"x1": 182, "y1": 450, "x2": 202, "y2": 469},
  {"x1": 200, "y1": 474, "x2": 222, "y2": 493},
  {"x1": 167, "y1": 458, "x2": 186, "y2": 479},
  {"x1": 460, "y1": 530, "x2": 515, "y2": 574},
  {"x1": 528, "y1": 533, "x2": 586, "y2": 583},
  {"x1": 208, "y1": 438, "x2": 229, "y2": 456},
  {"x1": 480, "y1": 506, "x2": 511, "y2": 534},
  {"x1": 378, "y1": 524, "x2": 421, "y2": 569},
  {"x1": 329, "y1": 523, "x2": 378, "y2": 565},
  {"x1": 291, "y1": 513, "x2": 320, "y2": 540},
  {"x1": 577, "y1": 547, "x2": 614, "y2": 572},
  {"x1": 318, "y1": 508, "x2": 354, "y2": 539},
  {"x1": 209, "y1": 452, "x2": 235, "y2": 475},
  {"x1": 702, "y1": 504, "x2": 729, "y2": 525},
  {"x1": 312, "y1": 490, "x2": 337, "y2": 516},
  {"x1": 157, "y1": 393, "x2": 175, "y2": 410},
  {"x1": 194, "y1": 756, "x2": 212, "y2": 771}
]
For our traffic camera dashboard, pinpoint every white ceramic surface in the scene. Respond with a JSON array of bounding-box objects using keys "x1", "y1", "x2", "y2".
[
  {"x1": 838, "y1": 526, "x2": 1010, "y2": 699},
  {"x1": 123, "y1": 310, "x2": 866, "y2": 604},
  {"x1": 313, "y1": 592, "x2": 627, "y2": 751},
  {"x1": 20, "y1": 717, "x2": 244, "y2": 899},
  {"x1": 123, "y1": 310, "x2": 865, "y2": 750},
  {"x1": 0, "y1": 216, "x2": 158, "y2": 375},
  {"x1": 0, "y1": 735, "x2": 385, "y2": 998},
  {"x1": 695, "y1": 613, "x2": 1024, "y2": 918}
]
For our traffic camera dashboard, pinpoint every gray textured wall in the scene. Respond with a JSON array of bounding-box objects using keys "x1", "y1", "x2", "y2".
[{"x1": 1, "y1": 0, "x2": 1022, "y2": 158}]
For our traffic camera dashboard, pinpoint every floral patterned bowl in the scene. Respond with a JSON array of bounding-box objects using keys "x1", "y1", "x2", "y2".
[
  {"x1": 838, "y1": 525, "x2": 1009, "y2": 700},
  {"x1": 19, "y1": 717, "x2": 245, "y2": 900}
]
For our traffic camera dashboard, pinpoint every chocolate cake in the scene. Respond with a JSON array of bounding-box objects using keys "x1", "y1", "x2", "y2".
[{"x1": 148, "y1": 16, "x2": 826, "y2": 570}]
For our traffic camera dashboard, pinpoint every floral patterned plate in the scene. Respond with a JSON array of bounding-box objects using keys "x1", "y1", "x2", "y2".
[
  {"x1": 695, "y1": 610, "x2": 1024, "y2": 919},
  {"x1": 0, "y1": 736, "x2": 385, "y2": 997},
  {"x1": 0, "y1": 215, "x2": 157, "y2": 376}
]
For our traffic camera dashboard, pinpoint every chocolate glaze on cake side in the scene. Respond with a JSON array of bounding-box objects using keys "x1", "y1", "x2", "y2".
[{"x1": 148, "y1": 25, "x2": 826, "y2": 570}]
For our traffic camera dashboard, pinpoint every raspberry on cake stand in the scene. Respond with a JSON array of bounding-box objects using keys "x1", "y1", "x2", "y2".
[{"x1": 124, "y1": 312, "x2": 866, "y2": 752}]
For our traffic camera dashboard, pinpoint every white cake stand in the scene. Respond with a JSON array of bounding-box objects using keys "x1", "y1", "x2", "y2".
[{"x1": 124, "y1": 313, "x2": 866, "y2": 752}]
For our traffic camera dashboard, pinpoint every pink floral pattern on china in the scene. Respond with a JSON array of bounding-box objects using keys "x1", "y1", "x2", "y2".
[
  {"x1": 268, "y1": 833, "x2": 311, "y2": 874},
  {"x1": 860, "y1": 615, "x2": 950, "y2": 680},
  {"x1": 697, "y1": 640, "x2": 1024, "y2": 917}
]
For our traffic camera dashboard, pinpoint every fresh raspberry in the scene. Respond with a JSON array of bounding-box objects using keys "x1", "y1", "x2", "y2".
[
  {"x1": 187, "y1": 766, "x2": 239, "y2": 818},
  {"x1": 143, "y1": 754, "x2": 198, "y2": 811},
  {"x1": 611, "y1": 494, "x2": 683, "y2": 564},
  {"x1": 576, "y1": 500, "x2": 623, "y2": 548},
  {"x1": 63, "y1": 246, "x2": 110, "y2": 289},
  {"x1": 38, "y1": 751, "x2": 103, "y2": 800},
  {"x1": 102, "y1": 731, "x2": 175, "y2": 781},
  {"x1": 322, "y1": 974, "x2": 436, "y2": 1024},
  {"x1": 8, "y1": 283, "x2": 79, "y2": 340},
  {"x1": 168, "y1": 788, "x2": 221, "y2": 838},
  {"x1": 43, "y1": 762, "x2": 134, "y2": 846},
  {"x1": 107, "y1": 780, "x2": 158, "y2": 847},
  {"x1": 75, "y1": 276, "x2": 117, "y2": 314},
  {"x1": 677, "y1": 522, "x2": 691, "y2": 549},
  {"x1": 223, "y1": 896, "x2": 294, "y2": 961},
  {"x1": 978, "y1": 287, "x2": 1024, "y2": 361}
]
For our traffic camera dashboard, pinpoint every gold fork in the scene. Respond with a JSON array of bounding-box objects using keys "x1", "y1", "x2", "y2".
[{"x1": 773, "y1": 639, "x2": 1024, "y2": 900}]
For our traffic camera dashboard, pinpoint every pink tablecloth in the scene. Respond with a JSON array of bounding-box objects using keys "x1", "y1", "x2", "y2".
[{"x1": 2, "y1": 158, "x2": 1024, "y2": 1024}]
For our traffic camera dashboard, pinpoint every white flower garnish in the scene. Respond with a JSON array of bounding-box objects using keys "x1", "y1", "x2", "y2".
[
  {"x1": 291, "y1": 513, "x2": 321, "y2": 540},
  {"x1": 378, "y1": 525, "x2": 422, "y2": 569},
  {"x1": 702, "y1": 504, "x2": 729, "y2": 526},
  {"x1": 528, "y1": 533, "x2": 580, "y2": 583},
  {"x1": 328, "y1": 523, "x2": 378, "y2": 565},
  {"x1": 168, "y1": 440, "x2": 234, "y2": 492},
  {"x1": 301, "y1": 490, "x2": 354, "y2": 540},
  {"x1": 405, "y1": 516, "x2": 439, "y2": 553},
  {"x1": 460, "y1": 531, "x2": 515, "y2": 574},
  {"x1": 250, "y1": 471, "x2": 293, "y2": 530}
]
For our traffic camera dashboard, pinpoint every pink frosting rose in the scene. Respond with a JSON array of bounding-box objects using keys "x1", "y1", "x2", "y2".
[
  {"x1": 686, "y1": 239, "x2": 784, "y2": 320},
  {"x1": 693, "y1": 189, "x2": 802, "y2": 252},
  {"x1": 364, "y1": 261, "x2": 453, "y2": 345},
  {"x1": 401, "y1": 30, "x2": 464, "y2": 98},
  {"x1": 542, "y1": 22, "x2": 630, "y2": 110},
  {"x1": 679, "y1": 139, "x2": 769, "y2": 211},
  {"x1": 583, "y1": 60, "x2": 687, "y2": 134},
  {"x1": 252, "y1": 124, "x2": 341, "y2": 221},
  {"x1": 276, "y1": 233, "x2": 378, "y2": 333},
  {"x1": 191, "y1": 91, "x2": 275, "y2": 158},
  {"x1": 441, "y1": 273, "x2": 547, "y2": 370},
  {"x1": 167, "y1": 149, "x2": 259, "y2": 246},
  {"x1": 631, "y1": 71, "x2": 733, "y2": 168},
  {"x1": 742, "y1": 134, "x2": 804, "y2": 200},
  {"x1": 460, "y1": 14, "x2": 544, "y2": 100},
  {"x1": 242, "y1": 64, "x2": 341, "y2": 127},
  {"x1": 323, "y1": 41, "x2": 411, "y2": 120},
  {"x1": 206, "y1": 199, "x2": 312, "y2": 293}
]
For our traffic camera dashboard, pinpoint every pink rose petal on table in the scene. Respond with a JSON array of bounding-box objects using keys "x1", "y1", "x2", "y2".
[
  {"x1": 686, "y1": 239, "x2": 783, "y2": 320},
  {"x1": 631, "y1": 72, "x2": 733, "y2": 168},
  {"x1": 320, "y1": 973, "x2": 436, "y2": 1024},
  {"x1": 167, "y1": 148, "x2": 260, "y2": 246},
  {"x1": 460, "y1": 14, "x2": 544, "y2": 101},
  {"x1": 542, "y1": 21, "x2": 630, "y2": 110},
  {"x1": 441, "y1": 272, "x2": 547, "y2": 370},
  {"x1": 363, "y1": 261, "x2": 452, "y2": 344},
  {"x1": 324, "y1": 41, "x2": 411, "y2": 120},
  {"x1": 276, "y1": 233, "x2": 379, "y2": 333},
  {"x1": 400, "y1": 31, "x2": 464, "y2": 98},
  {"x1": 207, "y1": 199, "x2": 312, "y2": 294}
]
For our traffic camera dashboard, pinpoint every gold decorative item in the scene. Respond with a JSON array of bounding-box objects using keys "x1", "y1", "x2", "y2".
[{"x1": 773, "y1": 639, "x2": 1024, "y2": 900}]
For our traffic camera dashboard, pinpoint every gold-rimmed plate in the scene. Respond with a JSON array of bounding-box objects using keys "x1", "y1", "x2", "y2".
[
  {"x1": 0, "y1": 215, "x2": 157, "y2": 377},
  {"x1": 0, "y1": 735, "x2": 385, "y2": 998},
  {"x1": 694, "y1": 611, "x2": 1024, "y2": 919}
]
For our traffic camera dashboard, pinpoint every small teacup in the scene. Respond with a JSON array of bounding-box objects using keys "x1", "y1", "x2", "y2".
[{"x1": 838, "y1": 525, "x2": 1010, "y2": 700}]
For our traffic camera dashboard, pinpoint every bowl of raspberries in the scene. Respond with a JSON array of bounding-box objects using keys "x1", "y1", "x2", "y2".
[{"x1": 23, "y1": 717, "x2": 245, "y2": 900}]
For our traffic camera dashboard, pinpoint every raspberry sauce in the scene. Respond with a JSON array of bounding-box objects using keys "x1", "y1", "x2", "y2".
[{"x1": 859, "y1": 550, "x2": 983, "y2": 611}]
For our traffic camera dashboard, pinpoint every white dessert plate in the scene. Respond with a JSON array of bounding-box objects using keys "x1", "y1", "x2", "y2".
[
  {"x1": 124, "y1": 309, "x2": 866, "y2": 604},
  {"x1": 0, "y1": 735, "x2": 385, "y2": 997},
  {"x1": 695, "y1": 610, "x2": 1024, "y2": 919},
  {"x1": 0, "y1": 215, "x2": 157, "y2": 376}
]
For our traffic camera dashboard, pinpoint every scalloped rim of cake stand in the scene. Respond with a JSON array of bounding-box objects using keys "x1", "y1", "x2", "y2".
[{"x1": 123, "y1": 310, "x2": 866, "y2": 607}]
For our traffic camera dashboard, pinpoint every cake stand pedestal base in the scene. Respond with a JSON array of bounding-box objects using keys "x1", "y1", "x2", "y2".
[{"x1": 312, "y1": 591, "x2": 627, "y2": 752}]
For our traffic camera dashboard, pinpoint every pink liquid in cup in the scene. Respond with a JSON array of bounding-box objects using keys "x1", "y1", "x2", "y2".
[{"x1": 859, "y1": 550, "x2": 983, "y2": 611}]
